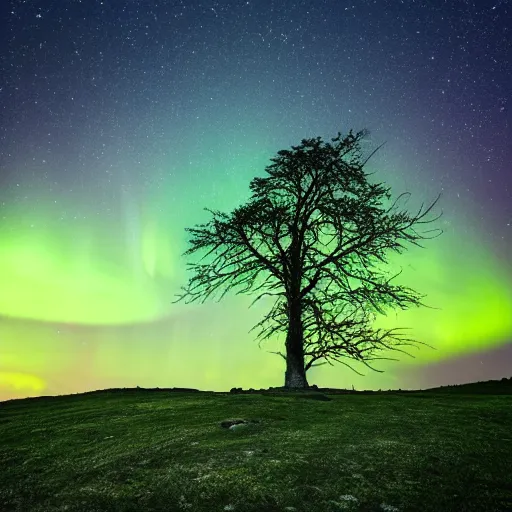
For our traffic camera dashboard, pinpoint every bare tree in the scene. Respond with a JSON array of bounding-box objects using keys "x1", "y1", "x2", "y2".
[{"x1": 173, "y1": 129, "x2": 442, "y2": 389}]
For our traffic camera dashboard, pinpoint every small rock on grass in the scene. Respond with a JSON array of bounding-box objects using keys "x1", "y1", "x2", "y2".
[{"x1": 220, "y1": 418, "x2": 261, "y2": 429}]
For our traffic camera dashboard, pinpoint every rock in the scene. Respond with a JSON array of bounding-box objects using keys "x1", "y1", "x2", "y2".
[
  {"x1": 220, "y1": 418, "x2": 261, "y2": 429},
  {"x1": 229, "y1": 423, "x2": 248, "y2": 431},
  {"x1": 220, "y1": 418, "x2": 246, "y2": 428}
]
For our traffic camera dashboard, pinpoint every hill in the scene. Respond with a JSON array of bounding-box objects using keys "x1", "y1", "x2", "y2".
[{"x1": 1, "y1": 380, "x2": 511, "y2": 511}]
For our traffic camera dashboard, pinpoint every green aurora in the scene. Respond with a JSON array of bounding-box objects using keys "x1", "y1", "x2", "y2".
[{"x1": 0, "y1": 171, "x2": 511, "y2": 400}]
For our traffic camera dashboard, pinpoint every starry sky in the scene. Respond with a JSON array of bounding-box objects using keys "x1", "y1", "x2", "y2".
[{"x1": 1, "y1": 0, "x2": 511, "y2": 401}]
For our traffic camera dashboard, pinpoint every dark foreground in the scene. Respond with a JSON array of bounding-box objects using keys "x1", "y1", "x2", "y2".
[{"x1": 1, "y1": 386, "x2": 511, "y2": 512}]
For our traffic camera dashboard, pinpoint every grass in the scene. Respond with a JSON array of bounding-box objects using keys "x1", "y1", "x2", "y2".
[{"x1": 1, "y1": 384, "x2": 511, "y2": 512}]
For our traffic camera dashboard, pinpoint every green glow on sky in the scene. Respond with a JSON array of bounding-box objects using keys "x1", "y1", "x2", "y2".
[
  {"x1": 0, "y1": 152, "x2": 511, "y2": 400},
  {"x1": 0, "y1": 193, "x2": 175, "y2": 324},
  {"x1": 0, "y1": 226, "x2": 165, "y2": 325},
  {"x1": 141, "y1": 217, "x2": 175, "y2": 279},
  {"x1": 0, "y1": 372, "x2": 46, "y2": 392},
  {"x1": 374, "y1": 230, "x2": 512, "y2": 362}
]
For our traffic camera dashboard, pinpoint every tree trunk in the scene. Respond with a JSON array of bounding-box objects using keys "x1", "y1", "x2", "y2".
[{"x1": 284, "y1": 300, "x2": 309, "y2": 389}]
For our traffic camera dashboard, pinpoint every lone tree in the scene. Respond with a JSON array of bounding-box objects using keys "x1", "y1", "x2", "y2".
[{"x1": 174, "y1": 130, "x2": 442, "y2": 389}]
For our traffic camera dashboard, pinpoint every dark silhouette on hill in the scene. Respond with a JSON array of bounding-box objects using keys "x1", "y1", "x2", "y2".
[{"x1": 174, "y1": 130, "x2": 443, "y2": 389}]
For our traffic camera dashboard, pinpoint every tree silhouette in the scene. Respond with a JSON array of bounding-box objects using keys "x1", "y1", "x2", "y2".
[{"x1": 173, "y1": 129, "x2": 442, "y2": 389}]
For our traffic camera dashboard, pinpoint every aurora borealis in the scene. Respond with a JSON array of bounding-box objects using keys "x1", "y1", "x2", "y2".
[{"x1": 1, "y1": 0, "x2": 511, "y2": 401}]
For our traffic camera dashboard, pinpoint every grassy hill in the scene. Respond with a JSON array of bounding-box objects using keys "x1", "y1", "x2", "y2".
[{"x1": 1, "y1": 380, "x2": 511, "y2": 512}]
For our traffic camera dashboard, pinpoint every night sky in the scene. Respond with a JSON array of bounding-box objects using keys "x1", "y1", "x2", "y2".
[{"x1": 1, "y1": 0, "x2": 511, "y2": 401}]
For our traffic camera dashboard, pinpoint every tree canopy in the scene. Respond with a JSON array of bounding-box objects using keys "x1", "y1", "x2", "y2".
[{"x1": 174, "y1": 129, "x2": 442, "y2": 388}]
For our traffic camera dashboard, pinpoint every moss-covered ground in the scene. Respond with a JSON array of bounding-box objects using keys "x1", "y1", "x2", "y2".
[{"x1": 1, "y1": 388, "x2": 511, "y2": 511}]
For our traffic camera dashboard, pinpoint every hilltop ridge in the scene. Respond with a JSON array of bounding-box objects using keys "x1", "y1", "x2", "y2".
[{"x1": 2, "y1": 376, "x2": 511, "y2": 405}]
